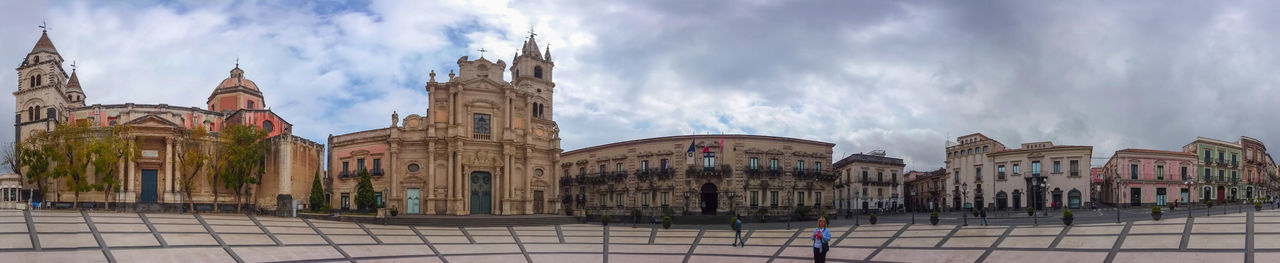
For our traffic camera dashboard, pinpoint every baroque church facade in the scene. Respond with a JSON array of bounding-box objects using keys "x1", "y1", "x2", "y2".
[
  {"x1": 327, "y1": 33, "x2": 561, "y2": 215},
  {"x1": 13, "y1": 30, "x2": 324, "y2": 212}
]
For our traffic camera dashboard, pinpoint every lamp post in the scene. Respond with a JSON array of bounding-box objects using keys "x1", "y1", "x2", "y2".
[
  {"x1": 1184, "y1": 178, "x2": 1194, "y2": 219},
  {"x1": 962, "y1": 183, "x2": 969, "y2": 226}
]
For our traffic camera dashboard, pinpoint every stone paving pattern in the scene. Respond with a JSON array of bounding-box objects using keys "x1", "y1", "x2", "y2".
[{"x1": 0, "y1": 209, "x2": 1276, "y2": 262}]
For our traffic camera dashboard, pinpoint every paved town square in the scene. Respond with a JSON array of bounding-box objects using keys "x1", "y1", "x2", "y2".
[{"x1": 0, "y1": 208, "x2": 1274, "y2": 262}]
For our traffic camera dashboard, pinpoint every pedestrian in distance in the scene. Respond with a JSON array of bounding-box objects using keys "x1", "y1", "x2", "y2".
[
  {"x1": 979, "y1": 209, "x2": 988, "y2": 226},
  {"x1": 732, "y1": 214, "x2": 743, "y2": 247},
  {"x1": 812, "y1": 217, "x2": 831, "y2": 263}
]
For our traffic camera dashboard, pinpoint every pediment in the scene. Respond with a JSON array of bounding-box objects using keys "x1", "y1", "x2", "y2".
[{"x1": 123, "y1": 114, "x2": 182, "y2": 128}]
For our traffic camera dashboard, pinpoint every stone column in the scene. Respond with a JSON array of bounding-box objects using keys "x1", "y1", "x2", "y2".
[
  {"x1": 524, "y1": 148, "x2": 532, "y2": 214},
  {"x1": 164, "y1": 137, "x2": 172, "y2": 197}
]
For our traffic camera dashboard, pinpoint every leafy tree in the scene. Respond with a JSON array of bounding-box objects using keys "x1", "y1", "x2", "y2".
[
  {"x1": 47, "y1": 120, "x2": 95, "y2": 207},
  {"x1": 355, "y1": 168, "x2": 377, "y2": 212},
  {"x1": 89, "y1": 125, "x2": 137, "y2": 210},
  {"x1": 308, "y1": 170, "x2": 325, "y2": 211},
  {"x1": 176, "y1": 125, "x2": 212, "y2": 212},
  {"x1": 214, "y1": 124, "x2": 269, "y2": 212},
  {"x1": 13, "y1": 139, "x2": 52, "y2": 204}
]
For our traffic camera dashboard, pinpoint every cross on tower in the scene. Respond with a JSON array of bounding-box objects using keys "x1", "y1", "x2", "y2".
[
  {"x1": 528, "y1": 28, "x2": 537, "y2": 38},
  {"x1": 71, "y1": 61, "x2": 76, "y2": 72},
  {"x1": 39, "y1": 20, "x2": 48, "y2": 32},
  {"x1": 235, "y1": 57, "x2": 239, "y2": 68},
  {"x1": 477, "y1": 48, "x2": 488, "y2": 58}
]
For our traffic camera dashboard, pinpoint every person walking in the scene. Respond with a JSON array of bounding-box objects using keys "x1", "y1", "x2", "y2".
[
  {"x1": 979, "y1": 209, "x2": 988, "y2": 226},
  {"x1": 732, "y1": 215, "x2": 743, "y2": 246},
  {"x1": 812, "y1": 217, "x2": 831, "y2": 263}
]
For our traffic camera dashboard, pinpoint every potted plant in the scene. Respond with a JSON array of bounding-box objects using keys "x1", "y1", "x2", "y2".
[
  {"x1": 1150, "y1": 206, "x2": 1161, "y2": 221},
  {"x1": 1061, "y1": 209, "x2": 1073, "y2": 226},
  {"x1": 600, "y1": 214, "x2": 612, "y2": 226},
  {"x1": 564, "y1": 204, "x2": 574, "y2": 216},
  {"x1": 1026, "y1": 207, "x2": 1035, "y2": 216},
  {"x1": 869, "y1": 213, "x2": 879, "y2": 224},
  {"x1": 929, "y1": 211, "x2": 940, "y2": 225},
  {"x1": 662, "y1": 216, "x2": 672, "y2": 229},
  {"x1": 794, "y1": 206, "x2": 811, "y2": 221},
  {"x1": 756, "y1": 207, "x2": 769, "y2": 223},
  {"x1": 1204, "y1": 199, "x2": 1213, "y2": 208},
  {"x1": 972, "y1": 208, "x2": 980, "y2": 217},
  {"x1": 1256, "y1": 200, "x2": 1263, "y2": 211},
  {"x1": 390, "y1": 206, "x2": 399, "y2": 217},
  {"x1": 631, "y1": 209, "x2": 644, "y2": 223}
]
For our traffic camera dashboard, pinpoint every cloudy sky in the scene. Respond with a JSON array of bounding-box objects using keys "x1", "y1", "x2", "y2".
[{"x1": 3, "y1": 0, "x2": 1279, "y2": 171}]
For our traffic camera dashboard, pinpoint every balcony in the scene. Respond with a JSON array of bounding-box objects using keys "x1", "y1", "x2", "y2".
[
  {"x1": 744, "y1": 167, "x2": 763, "y2": 177},
  {"x1": 687, "y1": 165, "x2": 732, "y2": 178},
  {"x1": 472, "y1": 133, "x2": 491, "y2": 141},
  {"x1": 607, "y1": 171, "x2": 628, "y2": 182},
  {"x1": 371, "y1": 168, "x2": 384, "y2": 176},
  {"x1": 339, "y1": 170, "x2": 350, "y2": 178},
  {"x1": 635, "y1": 169, "x2": 652, "y2": 181},
  {"x1": 767, "y1": 168, "x2": 783, "y2": 177},
  {"x1": 655, "y1": 168, "x2": 675, "y2": 180},
  {"x1": 559, "y1": 175, "x2": 574, "y2": 186},
  {"x1": 997, "y1": 172, "x2": 1007, "y2": 181}
]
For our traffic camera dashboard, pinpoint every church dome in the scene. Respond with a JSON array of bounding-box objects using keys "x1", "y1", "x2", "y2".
[{"x1": 215, "y1": 66, "x2": 259, "y2": 91}]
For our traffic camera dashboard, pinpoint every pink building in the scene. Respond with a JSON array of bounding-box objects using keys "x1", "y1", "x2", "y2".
[{"x1": 1102, "y1": 149, "x2": 1198, "y2": 207}]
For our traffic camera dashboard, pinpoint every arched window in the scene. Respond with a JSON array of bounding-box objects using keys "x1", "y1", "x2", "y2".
[
  {"x1": 33, "y1": 56, "x2": 39, "y2": 64},
  {"x1": 35, "y1": 75, "x2": 41, "y2": 86},
  {"x1": 531, "y1": 103, "x2": 539, "y2": 118},
  {"x1": 262, "y1": 120, "x2": 274, "y2": 132},
  {"x1": 28, "y1": 77, "x2": 34, "y2": 88},
  {"x1": 33, "y1": 106, "x2": 41, "y2": 120},
  {"x1": 533, "y1": 66, "x2": 543, "y2": 79},
  {"x1": 26, "y1": 107, "x2": 34, "y2": 122},
  {"x1": 46, "y1": 108, "x2": 55, "y2": 120}
]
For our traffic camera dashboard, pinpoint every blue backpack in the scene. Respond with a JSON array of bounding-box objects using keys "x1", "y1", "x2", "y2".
[{"x1": 733, "y1": 219, "x2": 742, "y2": 230}]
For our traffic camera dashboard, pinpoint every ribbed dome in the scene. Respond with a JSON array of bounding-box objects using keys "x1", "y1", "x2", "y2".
[{"x1": 216, "y1": 66, "x2": 259, "y2": 91}]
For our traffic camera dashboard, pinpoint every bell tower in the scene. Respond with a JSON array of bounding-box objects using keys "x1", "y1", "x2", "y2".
[
  {"x1": 510, "y1": 31, "x2": 555, "y2": 121},
  {"x1": 14, "y1": 27, "x2": 72, "y2": 139}
]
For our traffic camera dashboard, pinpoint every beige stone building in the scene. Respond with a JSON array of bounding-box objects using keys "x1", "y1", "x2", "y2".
[
  {"x1": 944, "y1": 133, "x2": 1006, "y2": 211},
  {"x1": 832, "y1": 150, "x2": 905, "y2": 213},
  {"x1": 945, "y1": 133, "x2": 1092, "y2": 211},
  {"x1": 559, "y1": 135, "x2": 835, "y2": 217},
  {"x1": 989, "y1": 142, "x2": 1092, "y2": 210},
  {"x1": 12, "y1": 30, "x2": 324, "y2": 212},
  {"x1": 327, "y1": 34, "x2": 561, "y2": 215}
]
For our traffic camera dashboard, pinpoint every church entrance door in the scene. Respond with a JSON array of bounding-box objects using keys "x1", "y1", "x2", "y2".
[
  {"x1": 406, "y1": 189, "x2": 420, "y2": 214},
  {"x1": 701, "y1": 183, "x2": 718, "y2": 215},
  {"x1": 470, "y1": 172, "x2": 492, "y2": 215}
]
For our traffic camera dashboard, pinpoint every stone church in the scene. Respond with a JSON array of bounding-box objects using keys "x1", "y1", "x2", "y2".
[
  {"x1": 327, "y1": 33, "x2": 561, "y2": 215},
  {"x1": 12, "y1": 29, "x2": 324, "y2": 212}
]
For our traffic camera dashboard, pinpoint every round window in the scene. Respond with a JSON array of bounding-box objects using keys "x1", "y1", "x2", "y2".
[
  {"x1": 262, "y1": 120, "x2": 274, "y2": 132},
  {"x1": 408, "y1": 163, "x2": 420, "y2": 172},
  {"x1": 535, "y1": 169, "x2": 544, "y2": 177}
]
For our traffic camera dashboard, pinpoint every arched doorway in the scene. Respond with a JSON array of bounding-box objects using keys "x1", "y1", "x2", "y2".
[
  {"x1": 996, "y1": 191, "x2": 1008, "y2": 210},
  {"x1": 1068, "y1": 189, "x2": 1082, "y2": 209},
  {"x1": 470, "y1": 172, "x2": 492, "y2": 215},
  {"x1": 1012, "y1": 190, "x2": 1022, "y2": 210},
  {"x1": 700, "y1": 183, "x2": 718, "y2": 215},
  {"x1": 1203, "y1": 187, "x2": 1212, "y2": 202}
]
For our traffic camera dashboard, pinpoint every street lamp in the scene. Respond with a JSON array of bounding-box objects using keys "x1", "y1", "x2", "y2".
[
  {"x1": 1184, "y1": 178, "x2": 1194, "y2": 219},
  {"x1": 962, "y1": 183, "x2": 969, "y2": 226}
]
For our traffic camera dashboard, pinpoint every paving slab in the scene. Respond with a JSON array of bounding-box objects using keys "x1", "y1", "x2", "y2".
[
  {"x1": 1188, "y1": 234, "x2": 1246, "y2": 249},
  {"x1": 38, "y1": 233, "x2": 99, "y2": 248},
  {"x1": 445, "y1": 254, "x2": 527, "y2": 263},
  {"x1": 217, "y1": 233, "x2": 275, "y2": 245},
  {"x1": 160, "y1": 233, "x2": 218, "y2": 246},
  {"x1": 1009, "y1": 226, "x2": 1063, "y2": 236},
  {"x1": 984, "y1": 250, "x2": 1107, "y2": 262},
  {"x1": 941, "y1": 236, "x2": 997, "y2": 248},
  {"x1": 101, "y1": 233, "x2": 161, "y2": 247},
  {"x1": 872, "y1": 248, "x2": 983, "y2": 263},
  {"x1": 887, "y1": 237, "x2": 941, "y2": 247},
  {"x1": 1119, "y1": 234, "x2": 1182, "y2": 249},
  {"x1": 0, "y1": 250, "x2": 107, "y2": 263},
  {"x1": 234, "y1": 245, "x2": 344, "y2": 262},
  {"x1": 1067, "y1": 225, "x2": 1124, "y2": 235},
  {"x1": 154, "y1": 224, "x2": 208, "y2": 232},
  {"x1": 1055, "y1": 235, "x2": 1117, "y2": 249},
  {"x1": 954, "y1": 228, "x2": 1008, "y2": 236},
  {"x1": 1127, "y1": 224, "x2": 1187, "y2": 234},
  {"x1": 997, "y1": 236, "x2": 1055, "y2": 248},
  {"x1": 522, "y1": 243, "x2": 603, "y2": 253},
  {"x1": 275, "y1": 234, "x2": 328, "y2": 245},
  {"x1": 608, "y1": 244, "x2": 689, "y2": 253},
  {"x1": 0, "y1": 233, "x2": 32, "y2": 249},
  {"x1": 0, "y1": 223, "x2": 27, "y2": 232},
  {"x1": 378, "y1": 235, "x2": 425, "y2": 244},
  {"x1": 328, "y1": 234, "x2": 377, "y2": 244},
  {"x1": 529, "y1": 254, "x2": 603, "y2": 263},
  {"x1": 1252, "y1": 234, "x2": 1280, "y2": 249},
  {"x1": 340, "y1": 244, "x2": 434, "y2": 258},
  {"x1": 1192, "y1": 224, "x2": 1246, "y2": 233},
  {"x1": 112, "y1": 247, "x2": 234, "y2": 263},
  {"x1": 838, "y1": 237, "x2": 888, "y2": 247},
  {"x1": 433, "y1": 243, "x2": 521, "y2": 254},
  {"x1": 472, "y1": 235, "x2": 515, "y2": 243},
  {"x1": 898, "y1": 229, "x2": 952, "y2": 237},
  {"x1": 694, "y1": 244, "x2": 774, "y2": 256},
  {"x1": 686, "y1": 255, "x2": 769, "y2": 263},
  {"x1": 35, "y1": 223, "x2": 89, "y2": 233},
  {"x1": 1112, "y1": 252, "x2": 1243, "y2": 262},
  {"x1": 608, "y1": 254, "x2": 687, "y2": 263}
]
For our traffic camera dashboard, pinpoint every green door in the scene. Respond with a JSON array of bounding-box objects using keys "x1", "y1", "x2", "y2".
[
  {"x1": 470, "y1": 172, "x2": 492, "y2": 215},
  {"x1": 406, "y1": 189, "x2": 420, "y2": 214}
]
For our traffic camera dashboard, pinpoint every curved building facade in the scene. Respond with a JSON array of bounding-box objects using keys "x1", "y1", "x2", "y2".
[{"x1": 558, "y1": 135, "x2": 835, "y2": 218}]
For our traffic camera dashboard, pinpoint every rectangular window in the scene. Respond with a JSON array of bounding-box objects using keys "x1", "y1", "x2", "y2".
[
  {"x1": 1032, "y1": 161, "x2": 1041, "y2": 175},
  {"x1": 641, "y1": 160, "x2": 649, "y2": 171},
  {"x1": 1219, "y1": 152, "x2": 1225, "y2": 162},
  {"x1": 750, "y1": 191, "x2": 760, "y2": 207},
  {"x1": 1131, "y1": 164, "x2": 1139, "y2": 180},
  {"x1": 770, "y1": 159, "x2": 779, "y2": 170},
  {"x1": 1232, "y1": 171, "x2": 1238, "y2": 182},
  {"x1": 616, "y1": 163, "x2": 623, "y2": 173},
  {"x1": 1013, "y1": 164, "x2": 1020, "y2": 174},
  {"x1": 703, "y1": 152, "x2": 716, "y2": 168},
  {"x1": 1204, "y1": 149, "x2": 1211, "y2": 162},
  {"x1": 642, "y1": 192, "x2": 650, "y2": 207},
  {"x1": 342, "y1": 161, "x2": 349, "y2": 173},
  {"x1": 1205, "y1": 168, "x2": 1211, "y2": 181},
  {"x1": 661, "y1": 159, "x2": 669, "y2": 169},
  {"x1": 1054, "y1": 161, "x2": 1061, "y2": 173},
  {"x1": 862, "y1": 171, "x2": 869, "y2": 182},
  {"x1": 599, "y1": 164, "x2": 606, "y2": 173},
  {"x1": 975, "y1": 167, "x2": 981, "y2": 181},
  {"x1": 815, "y1": 162, "x2": 822, "y2": 171},
  {"x1": 1233, "y1": 154, "x2": 1238, "y2": 165},
  {"x1": 616, "y1": 193, "x2": 623, "y2": 207},
  {"x1": 796, "y1": 160, "x2": 805, "y2": 171},
  {"x1": 373, "y1": 159, "x2": 381, "y2": 171},
  {"x1": 750, "y1": 157, "x2": 758, "y2": 169},
  {"x1": 1157, "y1": 165, "x2": 1164, "y2": 180},
  {"x1": 600, "y1": 194, "x2": 607, "y2": 207},
  {"x1": 341, "y1": 193, "x2": 350, "y2": 210},
  {"x1": 797, "y1": 192, "x2": 806, "y2": 206},
  {"x1": 770, "y1": 191, "x2": 779, "y2": 207},
  {"x1": 1182, "y1": 167, "x2": 1188, "y2": 181},
  {"x1": 247, "y1": 100, "x2": 255, "y2": 109},
  {"x1": 1219, "y1": 170, "x2": 1224, "y2": 181},
  {"x1": 1070, "y1": 160, "x2": 1080, "y2": 175},
  {"x1": 473, "y1": 113, "x2": 491, "y2": 135},
  {"x1": 357, "y1": 158, "x2": 365, "y2": 171},
  {"x1": 878, "y1": 172, "x2": 884, "y2": 182},
  {"x1": 662, "y1": 192, "x2": 670, "y2": 206},
  {"x1": 814, "y1": 192, "x2": 822, "y2": 207}
]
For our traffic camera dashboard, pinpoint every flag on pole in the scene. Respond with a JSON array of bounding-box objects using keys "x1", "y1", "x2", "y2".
[{"x1": 685, "y1": 139, "x2": 696, "y2": 165}]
